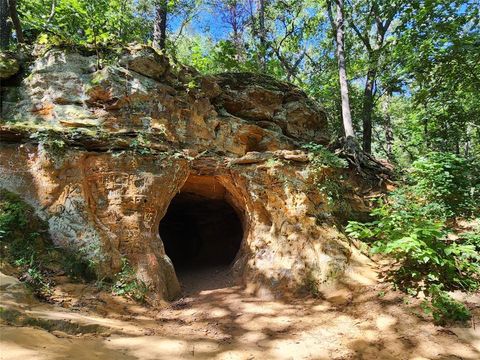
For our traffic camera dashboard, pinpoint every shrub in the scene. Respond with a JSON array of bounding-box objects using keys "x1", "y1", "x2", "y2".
[
  {"x1": 303, "y1": 143, "x2": 350, "y2": 213},
  {"x1": 347, "y1": 200, "x2": 479, "y2": 295},
  {"x1": 302, "y1": 143, "x2": 348, "y2": 170},
  {"x1": 421, "y1": 285, "x2": 471, "y2": 325},
  {"x1": 410, "y1": 152, "x2": 479, "y2": 218},
  {"x1": 0, "y1": 190, "x2": 53, "y2": 295},
  {"x1": 0, "y1": 190, "x2": 45, "y2": 264},
  {"x1": 346, "y1": 153, "x2": 480, "y2": 323}
]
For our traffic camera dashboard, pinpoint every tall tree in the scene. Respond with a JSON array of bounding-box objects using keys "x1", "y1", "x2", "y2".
[
  {"x1": 348, "y1": 0, "x2": 400, "y2": 153},
  {"x1": 0, "y1": 0, "x2": 11, "y2": 48},
  {"x1": 269, "y1": 0, "x2": 317, "y2": 82},
  {"x1": 153, "y1": 0, "x2": 168, "y2": 50},
  {"x1": 8, "y1": 0, "x2": 23, "y2": 44},
  {"x1": 257, "y1": 0, "x2": 267, "y2": 71},
  {"x1": 391, "y1": 0, "x2": 480, "y2": 157},
  {"x1": 213, "y1": 0, "x2": 248, "y2": 61},
  {"x1": 328, "y1": 0, "x2": 355, "y2": 139}
]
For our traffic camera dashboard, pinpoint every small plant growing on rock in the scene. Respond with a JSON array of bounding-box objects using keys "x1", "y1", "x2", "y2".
[
  {"x1": 303, "y1": 143, "x2": 350, "y2": 215},
  {"x1": 130, "y1": 135, "x2": 152, "y2": 155},
  {"x1": 112, "y1": 258, "x2": 148, "y2": 303},
  {"x1": 302, "y1": 143, "x2": 348, "y2": 170}
]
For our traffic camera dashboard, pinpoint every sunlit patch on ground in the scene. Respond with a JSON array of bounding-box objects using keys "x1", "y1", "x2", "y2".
[{"x1": 1, "y1": 264, "x2": 479, "y2": 360}]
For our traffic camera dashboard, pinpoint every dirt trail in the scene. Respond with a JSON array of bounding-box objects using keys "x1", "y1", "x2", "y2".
[{"x1": 1, "y1": 260, "x2": 479, "y2": 360}]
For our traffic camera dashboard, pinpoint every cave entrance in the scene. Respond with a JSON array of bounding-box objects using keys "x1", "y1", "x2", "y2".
[{"x1": 159, "y1": 176, "x2": 243, "y2": 293}]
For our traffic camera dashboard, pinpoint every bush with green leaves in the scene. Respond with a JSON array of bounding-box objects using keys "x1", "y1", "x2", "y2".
[
  {"x1": 0, "y1": 190, "x2": 45, "y2": 264},
  {"x1": 409, "y1": 152, "x2": 479, "y2": 218},
  {"x1": 421, "y1": 284, "x2": 471, "y2": 325},
  {"x1": 347, "y1": 205, "x2": 478, "y2": 323},
  {"x1": 346, "y1": 152, "x2": 480, "y2": 323},
  {"x1": 0, "y1": 190, "x2": 53, "y2": 295},
  {"x1": 346, "y1": 198, "x2": 479, "y2": 295},
  {"x1": 19, "y1": 0, "x2": 151, "y2": 47},
  {"x1": 302, "y1": 143, "x2": 348, "y2": 170}
]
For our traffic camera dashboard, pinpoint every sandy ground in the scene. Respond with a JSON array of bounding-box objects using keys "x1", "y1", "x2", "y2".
[{"x1": 1, "y1": 256, "x2": 479, "y2": 360}]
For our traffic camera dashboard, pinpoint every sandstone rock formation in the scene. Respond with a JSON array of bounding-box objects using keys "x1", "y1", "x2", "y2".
[{"x1": 0, "y1": 45, "x2": 361, "y2": 303}]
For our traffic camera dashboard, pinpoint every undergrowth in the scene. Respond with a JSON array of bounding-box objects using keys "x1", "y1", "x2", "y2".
[
  {"x1": 346, "y1": 152, "x2": 480, "y2": 325},
  {"x1": 0, "y1": 189, "x2": 149, "y2": 303},
  {"x1": 0, "y1": 192, "x2": 93, "y2": 290},
  {"x1": 0, "y1": 190, "x2": 55, "y2": 297},
  {"x1": 0, "y1": 190, "x2": 98, "y2": 296}
]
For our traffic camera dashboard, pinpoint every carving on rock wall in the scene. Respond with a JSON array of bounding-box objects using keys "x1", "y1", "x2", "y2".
[{"x1": 0, "y1": 142, "x2": 355, "y2": 302}]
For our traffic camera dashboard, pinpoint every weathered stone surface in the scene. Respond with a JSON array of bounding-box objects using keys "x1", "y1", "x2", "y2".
[
  {"x1": 0, "y1": 45, "x2": 363, "y2": 303},
  {"x1": 118, "y1": 45, "x2": 170, "y2": 80},
  {"x1": 209, "y1": 72, "x2": 329, "y2": 144}
]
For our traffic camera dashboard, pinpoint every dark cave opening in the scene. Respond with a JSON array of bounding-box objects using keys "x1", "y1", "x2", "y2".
[{"x1": 159, "y1": 192, "x2": 243, "y2": 272}]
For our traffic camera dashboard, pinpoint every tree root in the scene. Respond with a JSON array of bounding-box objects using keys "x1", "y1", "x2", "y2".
[{"x1": 332, "y1": 136, "x2": 395, "y2": 185}]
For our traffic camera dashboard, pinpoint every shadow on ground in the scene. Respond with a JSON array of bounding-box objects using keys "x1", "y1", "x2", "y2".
[{"x1": 1, "y1": 262, "x2": 479, "y2": 360}]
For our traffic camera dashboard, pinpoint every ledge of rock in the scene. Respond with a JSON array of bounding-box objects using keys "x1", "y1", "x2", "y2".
[{"x1": 0, "y1": 45, "x2": 367, "y2": 303}]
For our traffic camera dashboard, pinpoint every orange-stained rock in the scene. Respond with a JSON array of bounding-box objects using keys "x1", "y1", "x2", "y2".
[{"x1": 0, "y1": 46, "x2": 362, "y2": 303}]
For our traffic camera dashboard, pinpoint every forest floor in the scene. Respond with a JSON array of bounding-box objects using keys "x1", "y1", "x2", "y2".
[{"x1": 1, "y1": 254, "x2": 479, "y2": 360}]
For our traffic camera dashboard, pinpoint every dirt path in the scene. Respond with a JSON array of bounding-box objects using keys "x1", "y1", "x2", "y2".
[{"x1": 1, "y1": 262, "x2": 479, "y2": 360}]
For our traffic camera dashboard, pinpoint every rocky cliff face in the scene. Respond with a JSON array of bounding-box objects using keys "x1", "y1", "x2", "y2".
[{"x1": 0, "y1": 45, "x2": 359, "y2": 302}]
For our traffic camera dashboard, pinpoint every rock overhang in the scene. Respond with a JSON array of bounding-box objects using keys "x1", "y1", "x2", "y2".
[{"x1": 1, "y1": 45, "x2": 329, "y2": 153}]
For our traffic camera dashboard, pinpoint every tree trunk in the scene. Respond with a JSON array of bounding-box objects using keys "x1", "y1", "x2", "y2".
[
  {"x1": 382, "y1": 92, "x2": 394, "y2": 161},
  {"x1": 47, "y1": 0, "x2": 56, "y2": 24},
  {"x1": 0, "y1": 0, "x2": 11, "y2": 49},
  {"x1": 331, "y1": 0, "x2": 355, "y2": 139},
  {"x1": 8, "y1": 0, "x2": 23, "y2": 44},
  {"x1": 362, "y1": 68, "x2": 375, "y2": 153},
  {"x1": 153, "y1": 0, "x2": 167, "y2": 51},
  {"x1": 423, "y1": 116, "x2": 429, "y2": 148},
  {"x1": 229, "y1": 2, "x2": 244, "y2": 62},
  {"x1": 258, "y1": 0, "x2": 267, "y2": 72}
]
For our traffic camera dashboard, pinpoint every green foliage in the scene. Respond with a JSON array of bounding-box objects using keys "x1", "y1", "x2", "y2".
[
  {"x1": 410, "y1": 152, "x2": 479, "y2": 218},
  {"x1": 0, "y1": 190, "x2": 44, "y2": 265},
  {"x1": 19, "y1": 0, "x2": 151, "y2": 47},
  {"x1": 130, "y1": 136, "x2": 153, "y2": 155},
  {"x1": 392, "y1": 0, "x2": 480, "y2": 158},
  {"x1": 23, "y1": 266, "x2": 52, "y2": 296},
  {"x1": 0, "y1": 190, "x2": 53, "y2": 295},
  {"x1": 0, "y1": 189, "x2": 98, "y2": 295},
  {"x1": 112, "y1": 258, "x2": 148, "y2": 303},
  {"x1": 347, "y1": 198, "x2": 480, "y2": 294},
  {"x1": 30, "y1": 132, "x2": 68, "y2": 158},
  {"x1": 346, "y1": 153, "x2": 479, "y2": 323},
  {"x1": 421, "y1": 285, "x2": 471, "y2": 325},
  {"x1": 303, "y1": 143, "x2": 348, "y2": 170}
]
